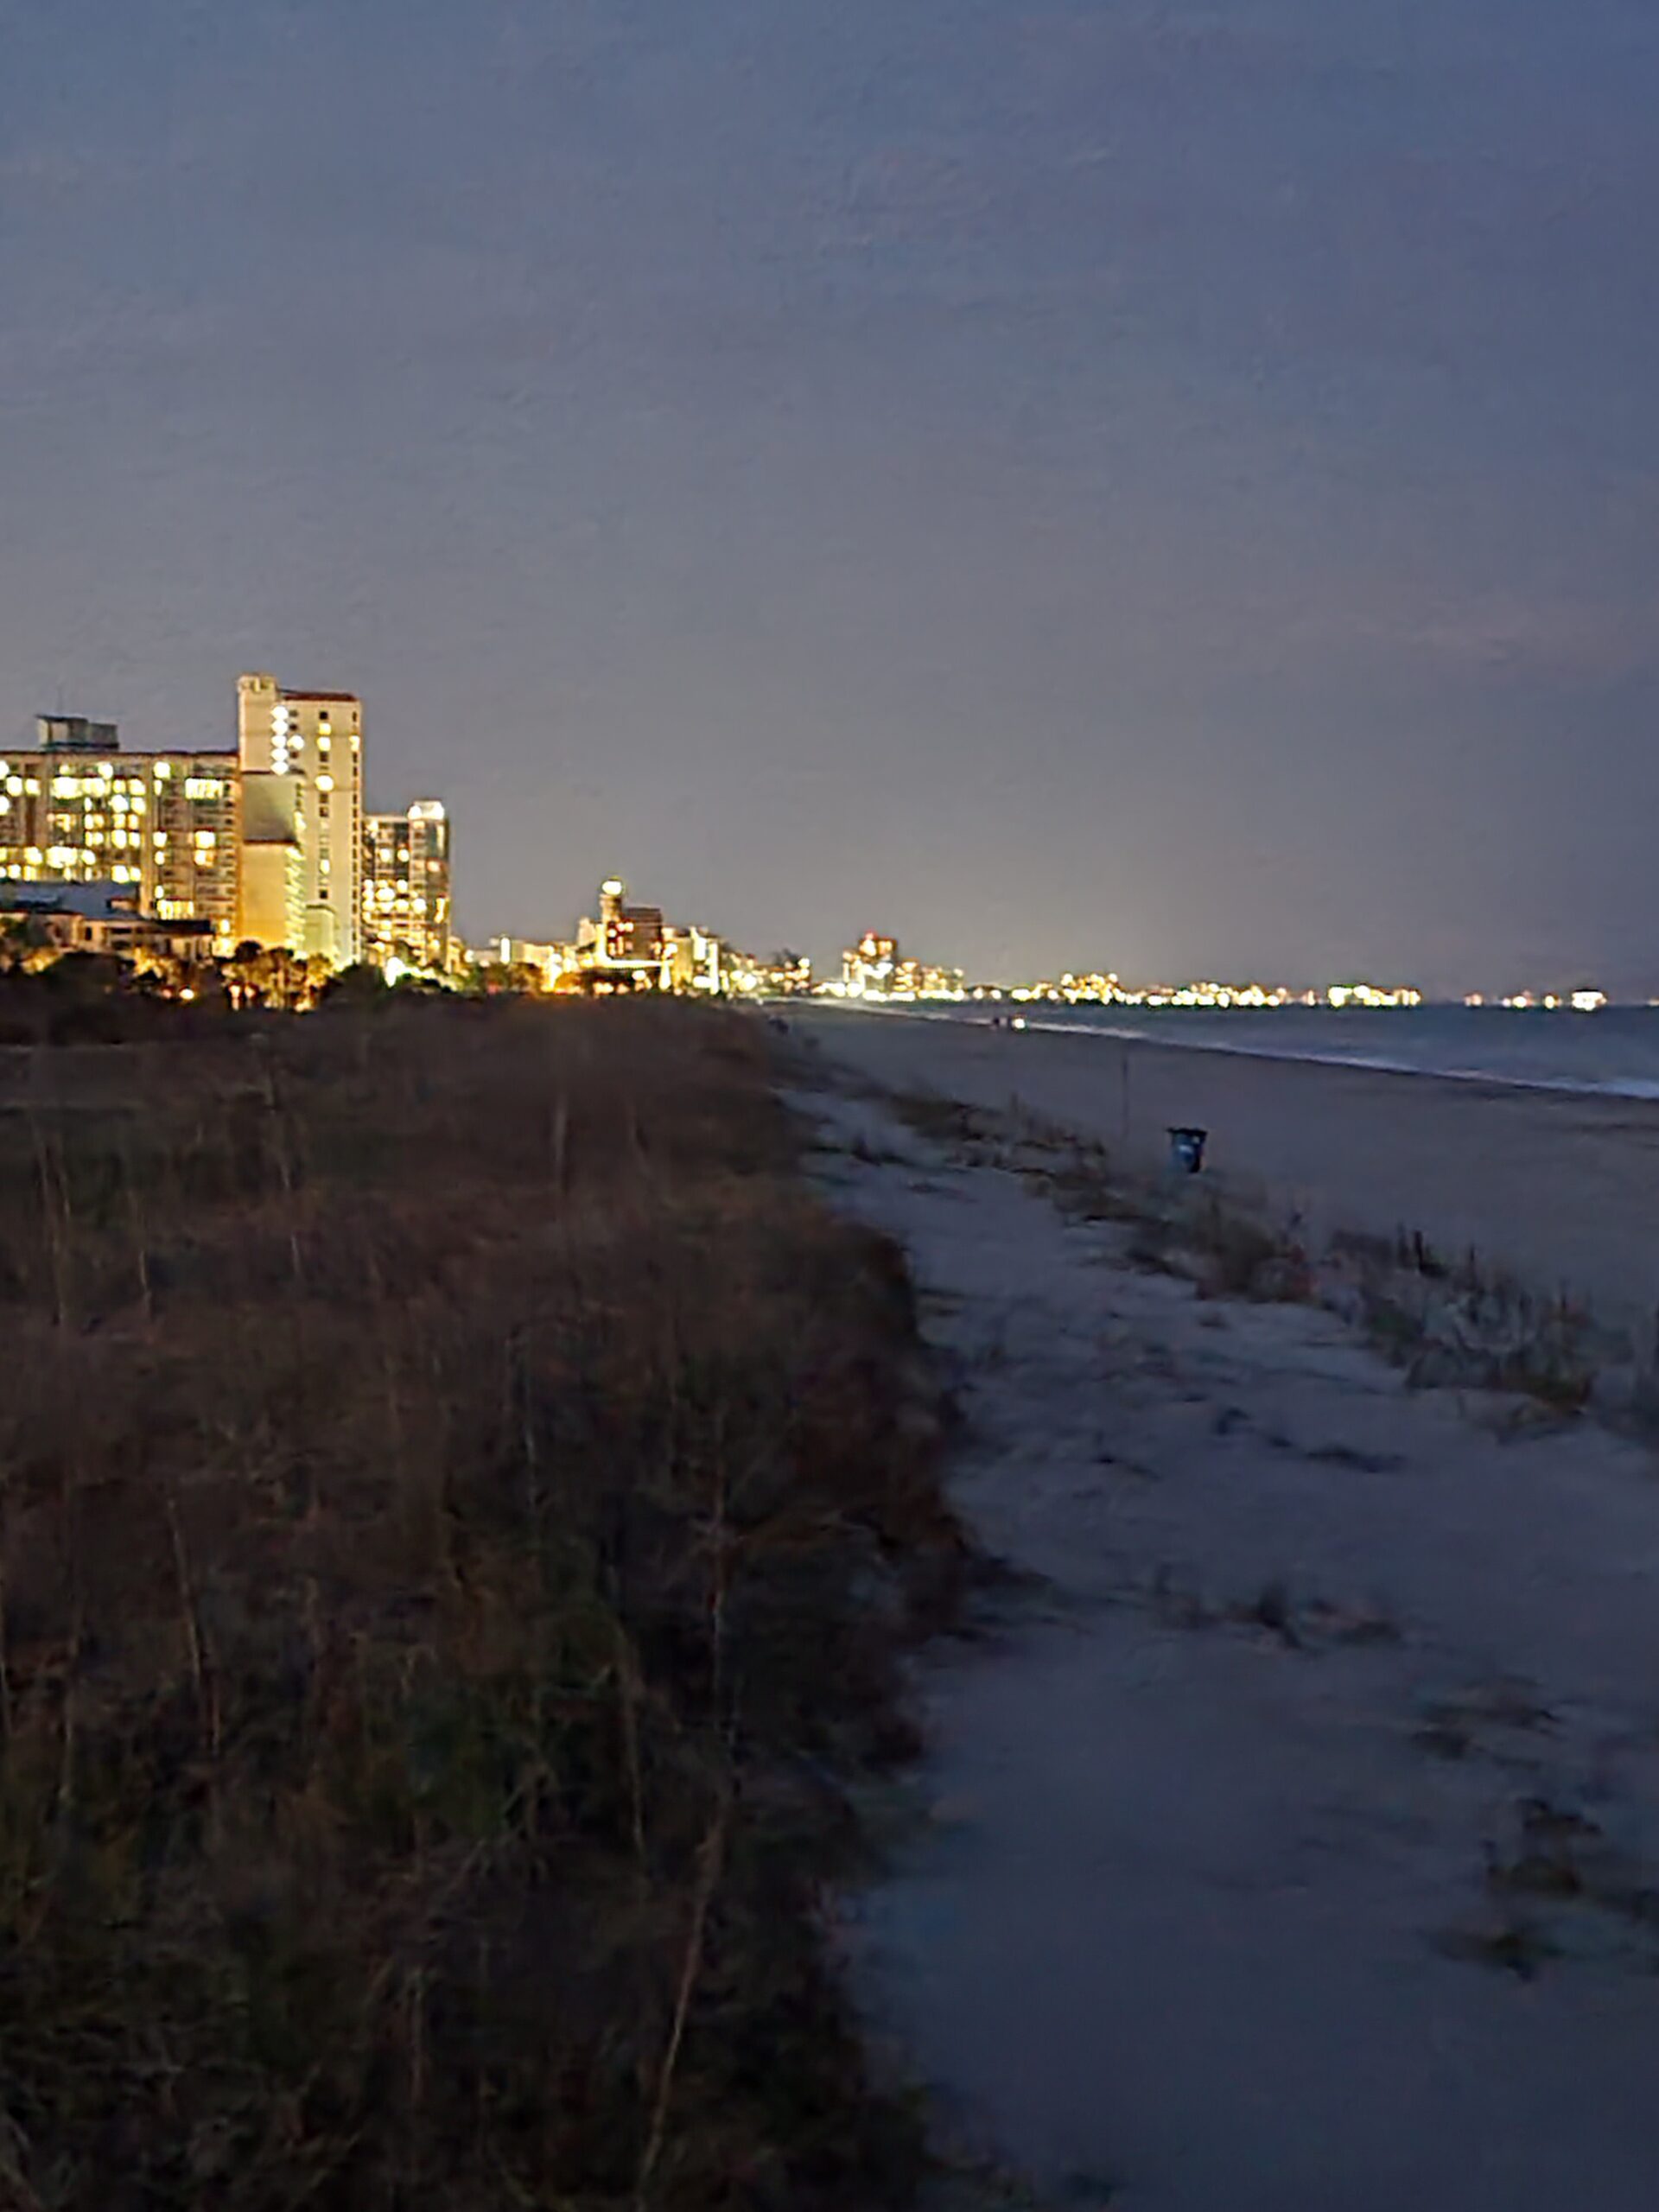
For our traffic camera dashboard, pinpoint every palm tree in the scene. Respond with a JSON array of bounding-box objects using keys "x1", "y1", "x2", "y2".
[
  {"x1": 226, "y1": 940, "x2": 268, "y2": 1010},
  {"x1": 261, "y1": 946, "x2": 308, "y2": 1012}
]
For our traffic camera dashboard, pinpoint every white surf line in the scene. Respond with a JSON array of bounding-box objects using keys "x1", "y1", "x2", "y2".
[{"x1": 801, "y1": 1001, "x2": 1659, "y2": 1106}]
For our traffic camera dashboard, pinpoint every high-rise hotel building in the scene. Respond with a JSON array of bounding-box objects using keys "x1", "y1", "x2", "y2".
[
  {"x1": 362, "y1": 800, "x2": 452, "y2": 973},
  {"x1": 1, "y1": 681, "x2": 442, "y2": 972},
  {"x1": 0, "y1": 719, "x2": 241, "y2": 954},
  {"x1": 237, "y1": 674, "x2": 363, "y2": 964}
]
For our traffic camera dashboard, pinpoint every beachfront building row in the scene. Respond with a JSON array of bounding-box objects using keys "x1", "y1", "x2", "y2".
[
  {"x1": 474, "y1": 877, "x2": 741, "y2": 996},
  {"x1": 567, "y1": 877, "x2": 733, "y2": 995},
  {"x1": 0, "y1": 677, "x2": 452, "y2": 973},
  {"x1": 727, "y1": 948, "x2": 813, "y2": 995},
  {"x1": 838, "y1": 930, "x2": 965, "y2": 1001}
]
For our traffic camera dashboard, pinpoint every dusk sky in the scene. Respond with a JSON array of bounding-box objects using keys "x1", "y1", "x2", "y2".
[{"x1": 4, "y1": 0, "x2": 1659, "y2": 990}]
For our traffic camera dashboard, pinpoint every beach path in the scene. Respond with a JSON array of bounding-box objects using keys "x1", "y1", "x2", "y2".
[{"x1": 798, "y1": 1057, "x2": 1659, "y2": 2212}]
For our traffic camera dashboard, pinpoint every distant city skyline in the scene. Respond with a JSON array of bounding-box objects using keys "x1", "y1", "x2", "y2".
[
  {"x1": 0, "y1": 676, "x2": 1633, "y2": 997},
  {"x1": 5, "y1": 2, "x2": 1659, "y2": 992}
]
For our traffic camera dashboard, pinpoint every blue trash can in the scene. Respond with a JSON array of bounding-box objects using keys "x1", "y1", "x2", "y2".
[{"x1": 1167, "y1": 1125, "x2": 1208, "y2": 1173}]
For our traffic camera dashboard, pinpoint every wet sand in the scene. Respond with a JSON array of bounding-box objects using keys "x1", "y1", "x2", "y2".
[{"x1": 798, "y1": 1007, "x2": 1659, "y2": 1333}]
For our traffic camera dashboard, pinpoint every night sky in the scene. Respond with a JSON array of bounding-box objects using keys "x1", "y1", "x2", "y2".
[{"x1": 4, "y1": 0, "x2": 1658, "y2": 991}]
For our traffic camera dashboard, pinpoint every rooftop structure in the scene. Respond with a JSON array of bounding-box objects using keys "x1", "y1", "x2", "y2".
[{"x1": 35, "y1": 715, "x2": 119, "y2": 754}]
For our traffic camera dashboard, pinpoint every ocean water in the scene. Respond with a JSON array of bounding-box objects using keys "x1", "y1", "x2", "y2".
[{"x1": 929, "y1": 1002, "x2": 1659, "y2": 1101}]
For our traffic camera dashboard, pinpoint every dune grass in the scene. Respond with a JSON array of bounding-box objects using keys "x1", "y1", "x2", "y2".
[{"x1": 0, "y1": 997, "x2": 965, "y2": 2209}]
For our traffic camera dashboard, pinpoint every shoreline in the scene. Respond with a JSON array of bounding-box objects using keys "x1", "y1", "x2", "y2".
[
  {"x1": 810, "y1": 1000, "x2": 1659, "y2": 1105},
  {"x1": 794, "y1": 1003, "x2": 1659, "y2": 1336}
]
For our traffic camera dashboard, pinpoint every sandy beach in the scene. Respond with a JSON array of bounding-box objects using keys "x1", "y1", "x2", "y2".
[
  {"x1": 796, "y1": 1020, "x2": 1659, "y2": 2210},
  {"x1": 799, "y1": 1007, "x2": 1659, "y2": 1337}
]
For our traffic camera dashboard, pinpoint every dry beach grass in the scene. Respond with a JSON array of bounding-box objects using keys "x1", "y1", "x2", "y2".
[
  {"x1": 0, "y1": 998, "x2": 965, "y2": 2210},
  {"x1": 882, "y1": 1073, "x2": 1624, "y2": 1421}
]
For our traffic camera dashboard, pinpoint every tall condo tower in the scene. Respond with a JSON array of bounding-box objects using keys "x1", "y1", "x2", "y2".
[
  {"x1": 237, "y1": 673, "x2": 363, "y2": 963},
  {"x1": 362, "y1": 799, "x2": 452, "y2": 973}
]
